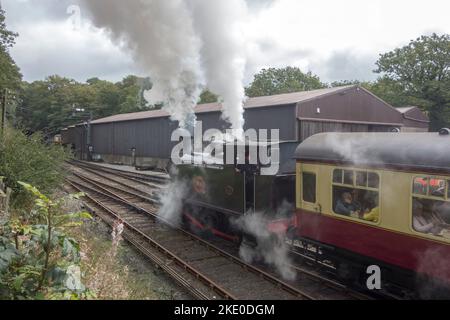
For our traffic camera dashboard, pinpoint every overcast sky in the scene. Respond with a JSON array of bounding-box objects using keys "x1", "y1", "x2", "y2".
[{"x1": 2, "y1": 0, "x2": 450, "y2": 85}]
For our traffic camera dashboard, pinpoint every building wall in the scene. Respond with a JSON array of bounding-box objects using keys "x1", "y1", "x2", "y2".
[
  {"x1": 297, "y1": 87, "x2": 403, "y2": 126},
  {"x1": 299, "y1": 120, "x2": 394, "y2": 141},
  {"x1": 91, "y1": 123, "x2": 113, "y2": 154},
  {"x1": 89, "y1": 103, "x2": 299, "y2": 162},
  {"x1": 92, "y1": 117, "x2": 179, "y2": 159},
  {"x1": 72, "y1": 125, "x2": 87, "y2": 160},
  {"x1": 244, "y1": 104, "x2": 297, "y2": 141},
  {"x1": 72, "y1": 87, "x2": 422, "y2": 165}
]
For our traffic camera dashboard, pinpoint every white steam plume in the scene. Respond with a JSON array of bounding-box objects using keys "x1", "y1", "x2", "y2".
[
  {"x1": 82, "y1": 0, "x2": 202, "y2": 128},
  {"x1": 82, "y1": 0, "x2": 247, "y2": 131},
  {"x1": 232, "y1": 201, "x2": 297, "y2": 281},
  {"x1": 190, "y1": 0, "x2": 247, "y2": 132},
  {"x1": 157, "y1": 178, "x2": 189, "y2": 226}
]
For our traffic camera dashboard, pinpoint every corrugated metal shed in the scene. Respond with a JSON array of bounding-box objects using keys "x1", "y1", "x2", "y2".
[
  {"x1": 65, "y1": 85, "x2": 427, "y2": 162},
  {"x1": 91, "y1": 85, "x2": 355, "y2": 125}
]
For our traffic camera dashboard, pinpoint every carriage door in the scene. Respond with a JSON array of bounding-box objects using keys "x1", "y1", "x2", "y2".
[{"x1": 299, "y1": 165, "x2": 320, "y2": 213}]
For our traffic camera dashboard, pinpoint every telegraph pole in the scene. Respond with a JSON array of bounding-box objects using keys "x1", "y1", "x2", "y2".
[{"x1": 0, "y1": 89, "x2": 7, "y2": 137}]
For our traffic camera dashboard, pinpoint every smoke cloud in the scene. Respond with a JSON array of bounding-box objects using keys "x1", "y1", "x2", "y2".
[
  {"x1": 190, "y1": 0, "x2": 247, "y2": 132},
  {"x1": 82, "y1": 0, "x2": 247, "y2": 131},
  {"x1": 232, "y1": 201, "x2": 297, "y2": 281},
  {"x1": 157, "y1": 178, "x2": 189, "y2": 226}
]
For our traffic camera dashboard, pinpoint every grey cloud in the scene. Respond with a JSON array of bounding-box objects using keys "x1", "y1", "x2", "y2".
[
  {"x1": 245, "y1": 0, "x2": 276, "y2": 11},
  {"x1": 2, "y1": 0, "x2": 78, "y2": 26},
  {"x1": 11, "y1": 41, "x2": 138, "y2": 82},
  {"x1": 314, "y1": 51, "x2": 379, "y2": 83},
  {"x1": 3, "y1": 0, "x2": 138, "y2": 82}
]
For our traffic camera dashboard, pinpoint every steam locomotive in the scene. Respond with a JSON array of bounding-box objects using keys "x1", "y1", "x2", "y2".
[{"x1": 174, "y1": 130, "x2": 450, "y2": 298}]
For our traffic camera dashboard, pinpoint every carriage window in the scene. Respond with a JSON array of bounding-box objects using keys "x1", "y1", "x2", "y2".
[
  {"x1": 368, "y1": 173, "x2": 380, "y2": 189},
  {"x1": 333, "y1": 169, "x2": 343, "y2": 184},
  {"x1": 332, "y1": 169, "x2": 380, "y2": 223},
  {"x1": 356, "y1": 172, "x2": 367, "y2": 187},
  {"x1": 412, "y1": 177, "x2": 450, "y2": 239},
  {"x1": 343, "y1": 170, "x2": 354, "y2": 185},
  {"x1": 413, "y1": 177, "x2": 428, "y2": 195},
  {"x1": 448, "y1": 181, "x2": 450, "y2": 199},
  {"x1": 302, "y1": 172, "x2": 316, "y2": 203},
  {"x1": 429, "y1": 179, "x2": 446, "y2": 198}
]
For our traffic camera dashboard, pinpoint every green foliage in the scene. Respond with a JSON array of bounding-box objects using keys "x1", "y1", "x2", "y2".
[
  {"x1": 0, "y1": 7, "x2": 22, "y2": 92},
  {"x1": 331, "y1": 80, "x2": 363, "y2": 87},
  {"x1": 0, "y1": 7, "x2": 17, "y2": 50},
  {"x1": 0, "y1": 127, "x2": 71, "y2": 208},
  {"x1": 245, "y1": 67, "x2": 326, "y2": 97},
  {"x1": 375, "y1": 33, "x2": 450, "y2": 130},
  {"x1": 198, "y1": 89, "x2": 219, "y2": 104},
  {"x1": 17, "y1": 75, "x2": 154, "y2": 136},
  {"x1": 0, "y1": 183, "x2": 92, "y2": 299}
]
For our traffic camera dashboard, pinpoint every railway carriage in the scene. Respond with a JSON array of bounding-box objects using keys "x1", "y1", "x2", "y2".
[
  {"x1": 293, "y1": 131, "x2": 450, "y2": 296},
  {"x1": 176, "y1": 130, "x2": 450, "y2": 297}
]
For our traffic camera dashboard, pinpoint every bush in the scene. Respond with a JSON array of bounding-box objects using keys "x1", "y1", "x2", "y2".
[
  {"x1": 0, "y1": 183, "x2": 92, "y2": 300},
  {"x1": 0, "y1": 127, "x2": 71, "y2": 208}
]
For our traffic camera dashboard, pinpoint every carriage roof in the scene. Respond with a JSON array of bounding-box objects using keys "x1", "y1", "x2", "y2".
[{"x1": 294, "y1": 132, "x2": 450, "y2": 172}]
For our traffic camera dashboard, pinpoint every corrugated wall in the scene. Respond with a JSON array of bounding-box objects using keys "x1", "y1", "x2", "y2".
[
  {"x1": 92, "y1": 123, "x2": 113, "y2": 154},
  {"x1": 245, "y1": 104, "x2": 297, "y2": 141},
  {"x1": 92, "y1": 117, "x2": 179, "y2": 159},
  {"x1": 298, "y1": 87, "x2": 403, "y2": 125},
  {"x1": 89, "y1": 104, "x2": 299, "y2": 160},
  {"x1": 299, "y1": 121, "x2": 393, "y2": 141}
]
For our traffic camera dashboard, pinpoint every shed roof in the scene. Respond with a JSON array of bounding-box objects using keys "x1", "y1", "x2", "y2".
[
  {"x1": 294, "y1": 132, "x2": 450, "y2": 172},
  {"x1": 91, "y1": 85, "x2": 355, "y2": 125},
  {"x1": 396, "y1": 106, "x2": 430, "y2": 124},
  {"x1": 397, "y1": 107, "x2": 416, "y2": 114}
]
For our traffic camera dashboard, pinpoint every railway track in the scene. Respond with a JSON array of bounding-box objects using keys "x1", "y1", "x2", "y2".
[
  {"x1": 66, "y1": 162, "x2": 376, "y2": 300},
  {"x1": 66, "y1": 165, "x2": 314, "y2": 300},
  {"x1": 68, "y1": 160, "x2": 169, "y2": 187}
]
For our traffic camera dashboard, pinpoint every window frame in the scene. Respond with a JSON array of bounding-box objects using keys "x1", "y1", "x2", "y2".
[
  {"x1": 301, "y1": 171, "x2": 317, "y2": 204},
  {"x1": 331, "y1": 167, "x2": 381, "y2": 225},
  {"x1": 410, "y1": 175, "x2": 450, "y2": 241}
]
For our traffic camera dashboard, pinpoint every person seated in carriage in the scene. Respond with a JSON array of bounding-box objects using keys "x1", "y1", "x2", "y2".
[{"x1": 335, "y1": 192, "x2": 361, "y2": 217}]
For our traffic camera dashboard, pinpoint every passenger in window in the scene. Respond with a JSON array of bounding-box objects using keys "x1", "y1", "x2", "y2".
[
  {"x1": 433, "y1": 202, "x2": 450, "y2": 224},
  {"x1": 430, "y1": 180, "x2": 445, "y2": 197},
  {"x1": 335, "y1": 192, "x2": 360, "y2": 216},
  {"x1": 413, "y1": 178, "x2": 427, "y2": 195},
  {"x1": 351, "y1": 189, "x2": 363, "y2": 212},
  {"x1": 362, "y1": 198, "x2": 379, "y2": 222},
  {"x1": 412, "y1": 200, "x2": 446, "y2": 235}
]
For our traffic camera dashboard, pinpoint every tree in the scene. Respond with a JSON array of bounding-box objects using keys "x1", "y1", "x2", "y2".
[
  {"x1": 245, "y1": 67, "x2": 326, "y2": 97},
  {"x1": 198, "y1": 89, "x2": 218, "y2": 104},
  {"x1": 17, "y1": 76, "x2": 81, "y2": 136},
  {"x1": 331, "y1": 80, "x2": 363, "y2": 87},
  {"x1": 115, "y1": 75, "x2": 152, "y2": 113},
  {"x1": 0, "y1": 127, "x2": 70, "y2": 208},
  {"x1": 16, "y1": 75, "x2": 154, "y2": 136},
  {"x1": 375, "y1": 33, "x2": 450, "y2": 130},
  {"x1": 0, "y1": 7, "x2": 22, "y2": 92}
]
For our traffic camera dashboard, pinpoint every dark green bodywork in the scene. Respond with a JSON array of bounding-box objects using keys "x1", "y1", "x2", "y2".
[{"x1": 177, "y1": 165, "x2": 246, "y2": 215}]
